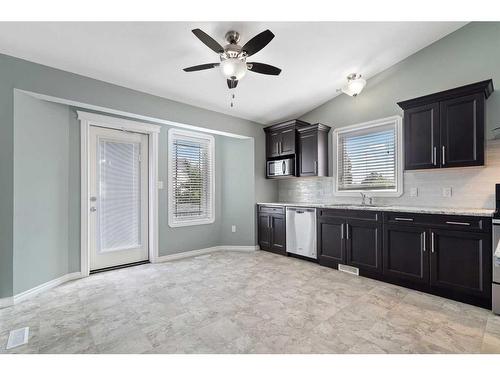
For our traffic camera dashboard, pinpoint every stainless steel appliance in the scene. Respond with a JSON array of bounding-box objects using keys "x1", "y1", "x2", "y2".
[
  {"x1": 286, "y1": 207, "x2": 317, "y2": 259},
  {"x1": 267, "y1": 158, "x2": 295, "y2": 178},
  {"x1": 493, "y1": 184, "x2": 500, "y2": 314}
]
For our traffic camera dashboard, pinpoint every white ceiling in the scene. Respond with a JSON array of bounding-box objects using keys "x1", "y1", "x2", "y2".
[{"x1": 0, "y1": 22, "x2": 466, "y2": 124}]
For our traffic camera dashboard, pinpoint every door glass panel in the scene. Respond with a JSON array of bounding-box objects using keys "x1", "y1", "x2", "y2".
[{"x1": 97, "y1": 139, "x2": 141, "y2": 253}]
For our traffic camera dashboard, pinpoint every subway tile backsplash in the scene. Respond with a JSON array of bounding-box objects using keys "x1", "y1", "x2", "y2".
[{"x1": 278, "y1": 140, "x2": 500, "y2": 209}]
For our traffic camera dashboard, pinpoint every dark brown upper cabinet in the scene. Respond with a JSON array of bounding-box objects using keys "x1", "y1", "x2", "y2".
[
  {"x1": 397, "y1": 80, "x2": 493, "y2": 170},
  {"x1": 264, "y1": 120, "x2": 331, "y2": 178},
  {"x1": 297, "y1": 123, "x2": 330, "y2": 177},
  {"x1": 264, "y1": 120, "x2": 308, "y2": 159}
]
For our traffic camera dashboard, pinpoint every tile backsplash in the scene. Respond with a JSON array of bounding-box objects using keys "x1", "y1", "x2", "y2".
[{"x1": 278, "y1": 140, "x2": 500, "y2": 209}]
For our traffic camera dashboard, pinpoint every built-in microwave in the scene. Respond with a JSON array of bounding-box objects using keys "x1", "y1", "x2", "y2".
[{"x1": 267, "y1": 157, "x2": 295, "y2": 178}]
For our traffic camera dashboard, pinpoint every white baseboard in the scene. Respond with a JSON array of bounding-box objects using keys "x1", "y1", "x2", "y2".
[
  {"x1": 13, "y1": 272, "x2": 82, "y2": 305},
  {"x1": 154, "y1": 245, "x2": 258, "y2": 263},
  {"x1": 0, "y1": 296, "x2": 13, "y2": 309}
]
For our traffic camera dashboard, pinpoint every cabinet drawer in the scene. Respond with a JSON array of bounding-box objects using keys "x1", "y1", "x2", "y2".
[
  {"x1": 258, "y1": 205, "x2": 285, "y2": 215},
  {"x1": 318, "y1": 208, "x2": 381, "y2": 222},
  {"x1": 384, "y1": 212, "x2": 490, "y2": 232}
]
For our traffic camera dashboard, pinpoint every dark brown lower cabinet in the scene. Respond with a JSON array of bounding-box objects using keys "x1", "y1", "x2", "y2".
[
  {"x1": 258, "y1": 206, "x2": 286, "y2": 255},
  {"x1": 430, "y1": 229, "x2": 491, "y2": 300},
  {"x1": 317, "y1": 216, "x2": 346, "y2": 267},
  {"x1": 383, "y1": 224, "x2": 429, "y2": 285},
  {"x1": 317, "y1": 209, "x2": 382, "y2": 275},
  {"x1": 382, "y1": 218, "x2": 492, "y2": 308},
  {"x1": 346, "y1": 219, "x2": 382, "y2": 275}
]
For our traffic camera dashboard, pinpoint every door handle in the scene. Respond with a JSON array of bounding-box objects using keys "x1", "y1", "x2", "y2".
[
  {"x1": 433, "y1": 146, "x2": 437, "y2": 166},
  {"x1": 431, "y1": 232, "x2": 435, "y2": 253},
  {"x1": 282, "y1": 160, "x2": 286, "y2": 174},
  {"x1": 442, "y1": 146, "x2": 446, "y2": 166},
  {"x1": 313, "y1": 161, "x2": 318, "y2": 174},
  {"x1": 90, "y1": 207, "x2": 97, "y2": 212}
]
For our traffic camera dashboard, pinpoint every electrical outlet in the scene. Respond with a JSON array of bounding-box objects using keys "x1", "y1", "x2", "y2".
[
  {"x1": 410, "y1": 187, "x2": 418, "y2": 197},
  {"x1": 231, "y1": 225, "x2": 236, "y2": 233},
  {"x1": 442, "y1": 187, "x2": 452, "y2": 198}
]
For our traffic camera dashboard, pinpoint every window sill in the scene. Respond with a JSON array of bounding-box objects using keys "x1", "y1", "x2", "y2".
[{"x1": 168, "y1": 218, "x2": 215, "y2": 228}]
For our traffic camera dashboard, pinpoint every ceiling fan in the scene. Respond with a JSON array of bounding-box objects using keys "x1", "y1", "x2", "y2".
[{"x1": 183, "y1": 28, "x2": 282, "y2": 89}]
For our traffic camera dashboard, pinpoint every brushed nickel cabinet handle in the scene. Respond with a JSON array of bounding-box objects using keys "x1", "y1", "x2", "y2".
[
  {"x1": 431, "y1": 232, "x2": 435, "y2": 253},
  {"x1": 422, "y1": 232, "x2": 426, "y2": 252},
  {"x1": 346, "y1": 224, "x2": 350, "y2": 239},
  {"x1": 442, "y1": 145, "x2": 446, "y2": 165},
  {"x1": 394, "y1": 217, "x2": 414, "y2": 221},
  {"x1": 341, "y1": 223, "x2": 344, "y2": 240},
  {"x1": 445, "y1": 221, "x2": 471, "y2": 226},
  {"x1": 433, "y1": 146, "x2": 437, "y2": 166}
]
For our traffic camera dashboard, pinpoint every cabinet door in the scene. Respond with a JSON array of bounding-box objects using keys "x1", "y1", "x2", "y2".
[
  {"x1": 317, "y1": 217, "x2": 346, "y2": 268},
  {"x1": 280, "y1": 128, "x2": 296, "y2": 156},
  {"x1": 298, "y1": 130, "x2": 318, "y2": 176},
  {"x1": 270, "y1": 215, "x2": 286, "y2": 254},
  {"x1": 266, "y1": 132, "x2": 281, "y2": 158},
  {"x1": 440, "y1": 93, "x2": 484, "y2": 168},
  {"x1": 383, "y1": 224, "x2": 429, "y2": 285},
  {"x1": 404, "y1": 103, "x2": 440, "y2": 170},
  {"x1": 258, "y1": 213, "x2": 271, "y2": 250},
  {"x1": 430, "y1": 229, "x2": 491, "y2": 298},
  {"x1": 346, "y1": 219, "x2": 382, "y2": 274}
]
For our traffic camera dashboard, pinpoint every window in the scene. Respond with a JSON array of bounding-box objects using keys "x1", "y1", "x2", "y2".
[
  {"x1": 168, "y1": 128, "x2": 215, "y2": 227},
  {"x1": 334, "y1": 116, "x2": 403, "y2": 197}
]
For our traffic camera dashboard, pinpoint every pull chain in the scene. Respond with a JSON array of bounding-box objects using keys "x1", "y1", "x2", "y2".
[{"x1": 230, "y1": 93, "x2": 235, "y2": 108}]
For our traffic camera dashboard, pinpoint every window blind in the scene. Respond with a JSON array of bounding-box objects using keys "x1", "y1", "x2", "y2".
[
  {"x1": 97, "y1": 140, "x2": 142, "y2": 252},
  {"x1": 169, "y1": 130, "x2": 214, "y2": 226},
  {"x1": 338, "y1": 124, "x2": 396, "y2": 191}
]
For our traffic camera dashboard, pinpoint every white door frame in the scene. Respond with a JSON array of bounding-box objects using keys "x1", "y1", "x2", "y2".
[{"x1": 78, "y1": 111, "x2": 161, "y2": 277}]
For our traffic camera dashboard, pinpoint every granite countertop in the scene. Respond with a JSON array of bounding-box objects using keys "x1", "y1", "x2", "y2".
[{"x1": 257, "y1": 202, "x2": 495, "y2": 217}]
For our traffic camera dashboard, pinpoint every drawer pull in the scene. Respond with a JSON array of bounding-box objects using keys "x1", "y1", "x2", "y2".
[
  {"x1": 445, "y1": 221, "x2": 471, "y2": 226},
  {"x1": 394, "y1": 217, "x2": 414, "y2": 222}
]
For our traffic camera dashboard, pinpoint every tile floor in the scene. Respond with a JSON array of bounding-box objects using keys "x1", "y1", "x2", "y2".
[{"x1": 1, "y1": 250, "x2": 500, "y2": 354}]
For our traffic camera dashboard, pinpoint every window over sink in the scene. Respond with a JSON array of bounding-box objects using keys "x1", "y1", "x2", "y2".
[{"x1": 334, "y1": 116, "x2": 403, "y2": 197}]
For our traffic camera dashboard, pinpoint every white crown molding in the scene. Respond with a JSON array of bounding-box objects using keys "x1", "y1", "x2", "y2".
[{"x1": 12, "y1": 272, "x2": 82, "y2": 305}]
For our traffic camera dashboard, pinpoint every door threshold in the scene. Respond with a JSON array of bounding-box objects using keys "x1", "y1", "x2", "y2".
[{"x1": 90, "y1": 260, "x2": 150, "y2": 274}]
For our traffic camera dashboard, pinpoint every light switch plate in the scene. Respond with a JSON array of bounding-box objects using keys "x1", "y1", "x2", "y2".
[
  {"x1": 442, "y1": 187, "x2": 452, "y2": 198},
  {"x1": 410, "y1": 187, "x2": 418, "y2": 197},
  {"x1": 231, "y1": 225, "x2": 236, "y2": 233}
]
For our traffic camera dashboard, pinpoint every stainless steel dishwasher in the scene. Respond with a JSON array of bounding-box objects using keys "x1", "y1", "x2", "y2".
[{"x1": 286, "y1": 207, "x2": 317, "y2": 259}]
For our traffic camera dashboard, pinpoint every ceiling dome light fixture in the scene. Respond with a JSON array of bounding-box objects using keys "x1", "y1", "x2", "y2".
[
  {"x1": 220, "y1": 58, "x2": 247, "y2": 81},
  {"x1": 340, "y1": 73, "x2": 367, "y2": 97}
]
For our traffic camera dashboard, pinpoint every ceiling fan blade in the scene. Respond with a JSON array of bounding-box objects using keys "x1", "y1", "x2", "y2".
[
  {"x1": 183, "y1": 63, "x2": 220, "y2": 72},
  {"x1": 247, "y1": 62, "x2": 282, "y2": 76},
  {"x1": 227, "y1": 79, "x2": 238, "y2": 89},
  {"x1": 242, "y1": 30, "x2": 275, "y2": 57},
  {"x1": 191, "y1": 29, "x2": 224, "y2": 54}
]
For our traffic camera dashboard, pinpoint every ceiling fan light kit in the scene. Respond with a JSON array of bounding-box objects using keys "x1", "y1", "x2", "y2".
[
  {"x1": 340, "y1": 73, "x2": 367, "y2": 97},
  {"x1": 183, "y1": 28, "x2": 282, "y2": 89}
]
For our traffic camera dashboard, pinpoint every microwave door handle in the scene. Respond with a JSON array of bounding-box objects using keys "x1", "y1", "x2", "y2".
[{"x1": 282, "y1": 160, "x2": 286, "y2": 174}]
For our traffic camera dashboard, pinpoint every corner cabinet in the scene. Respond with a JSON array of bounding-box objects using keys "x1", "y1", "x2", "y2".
[
  {"x1": 398, "y1": 80, "x2": 493, "y2": 170},
  {"x1": 257, "y1": 205, "x2": 286, "y2": 255}
]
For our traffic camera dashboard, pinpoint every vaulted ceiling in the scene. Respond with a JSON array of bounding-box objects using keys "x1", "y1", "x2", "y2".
[{"x1": 0, "y1": 22, "x2": 466, "y2": 124}]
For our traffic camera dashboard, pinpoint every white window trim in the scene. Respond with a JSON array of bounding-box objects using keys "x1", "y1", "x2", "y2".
[
  {"x1": 333, "y1": 115, "x2": 403, "y2": 198},
  {"x1": 78, "y1": 111, "x2": 161, "y2": 276},
  {"x1": 168, "y1": 128, "x2": 215, "y2": 228}
]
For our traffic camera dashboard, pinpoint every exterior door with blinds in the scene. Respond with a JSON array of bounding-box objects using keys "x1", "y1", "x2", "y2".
[
  {"x1": 168, "y1": 129, "x2": 215, "y2": 227},
  {"x1": 89, "y1": 126, "x2": 149, "y2": 271}
]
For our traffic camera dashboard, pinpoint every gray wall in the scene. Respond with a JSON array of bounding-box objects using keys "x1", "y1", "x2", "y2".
[
  {"x1": 280, "y1": 22, "x2": 500, "y2": 208},
  {"x1": 1, "y1": 52, "x2": 277, "y2": 299}
]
